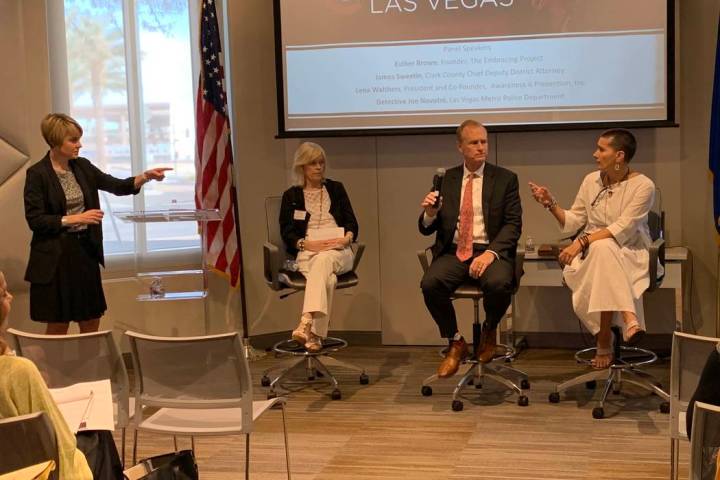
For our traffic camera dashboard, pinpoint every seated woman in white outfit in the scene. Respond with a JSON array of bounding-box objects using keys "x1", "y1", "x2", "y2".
[
  {"x1": 279, "y1": 142, "x2": 358, "y2": 352},
  {"x1": 529, "y1": 129, "x2": 659, "y2": 369}
]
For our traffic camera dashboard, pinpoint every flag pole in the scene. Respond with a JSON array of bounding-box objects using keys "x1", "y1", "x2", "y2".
[
  {"x1": 229, "y1": 167, "x2": 264, "y2": 359},
  {"x1": 219, "y1": 0, "x2": 265, "y2": 359}
]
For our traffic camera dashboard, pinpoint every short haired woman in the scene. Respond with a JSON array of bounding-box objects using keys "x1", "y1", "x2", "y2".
[
  {"x1": 279, "y1": 142, "x2": 358, "y2": 352},
  {"x1": 24, "y1": 113, "x2": 171, "y2": 334},
  {"x1": 529, "y1": 129, "x2": 657, "y2": 369}
]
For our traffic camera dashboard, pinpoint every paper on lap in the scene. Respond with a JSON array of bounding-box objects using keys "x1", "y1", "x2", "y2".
[
  {"x1": 306, "y1": 227, "x2": 344, "y2": 241},
  {"x1": 49, "y1": 379, "x2": 114, "y2": 433}
]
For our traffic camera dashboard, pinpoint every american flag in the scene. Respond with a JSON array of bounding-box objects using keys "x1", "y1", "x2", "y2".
[{"x1": 195, "y1": 0, "x2": 240, "y2": 286}]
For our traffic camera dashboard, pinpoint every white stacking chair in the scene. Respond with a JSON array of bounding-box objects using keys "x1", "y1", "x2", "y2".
[
  {"x1": 669, "y1": 332, "x2": 720, "y2": 480},
  {"x1": 0, "y1": 412, "x2": 58, "y2": 480},
  {"x1": 689, "y1": 401, "x2": 720, "y2": 480},
  {"x1": 7, "y1": 328, "x2": 131, "y2": 465},
  {"x1": 125, "y1": 330, "x2": 291, "y2": 480}
]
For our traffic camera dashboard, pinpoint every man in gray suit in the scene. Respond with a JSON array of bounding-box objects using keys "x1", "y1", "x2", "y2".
[{"x1": 419, "y1": 120, "x2": 522, "y2": 378}]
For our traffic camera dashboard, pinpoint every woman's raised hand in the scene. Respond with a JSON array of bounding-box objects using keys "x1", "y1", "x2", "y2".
[
  {"x1": 528, "y1": 181, "x2": 554, "y2": 207},
  {"x1": 144, "y1": 167, "x2": 173, "y2": 181}
]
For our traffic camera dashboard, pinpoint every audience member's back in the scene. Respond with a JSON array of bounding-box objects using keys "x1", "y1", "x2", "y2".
[{"x1": 687, "y1": 345, "x2": 720, "y2": 437}]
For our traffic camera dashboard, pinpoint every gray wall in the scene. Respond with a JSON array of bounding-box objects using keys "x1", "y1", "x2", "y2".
[
  {"x1": 0, "y1": 0, "x2": 51, "y2": 332},
  {"x1": 1, "y1": 0, "x2": 718, "y2": 343}
]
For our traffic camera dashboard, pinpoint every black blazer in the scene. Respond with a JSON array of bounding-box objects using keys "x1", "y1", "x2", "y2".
[
  {"x1": 418, "y1": 162, "x2": 522, "y2": 262},
  {"x1": 279, "y1": 178, "x2": 359, "y2": 256},
  {"x1": 24, "y1": 154, "x2": 140, "y2": 283}
]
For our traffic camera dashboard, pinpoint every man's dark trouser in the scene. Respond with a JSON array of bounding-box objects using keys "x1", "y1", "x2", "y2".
[{"x1": 420, "y1": 245, "x2": 514, "y2": 339}]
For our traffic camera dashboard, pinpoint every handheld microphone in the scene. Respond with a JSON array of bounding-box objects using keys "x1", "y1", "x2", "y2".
[{"x1": 431, "y1": 168, "x2": 445, "y2": 207}]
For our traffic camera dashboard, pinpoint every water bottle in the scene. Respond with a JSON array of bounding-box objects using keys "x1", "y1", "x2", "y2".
[
  {"x1": 525, "y1": 236, "x2": 536, "y2": 254},
  {"x1": 284, "y1": 259, "x2": 299, "y2": 272},
  {"x1": 149, "y1": 276, "x2": 165, "y2": 298}
]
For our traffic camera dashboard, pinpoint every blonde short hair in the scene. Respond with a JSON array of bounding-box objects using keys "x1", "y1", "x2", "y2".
[
  {"x1": 41, "y1": 113, "x2": 83, "y2": 148},
  {"x1": 292, "y1": 142, "x2": 327, "y2": 187},
  {"x1": 456, "y1": 119, "x2": 485, "y2": 143}
]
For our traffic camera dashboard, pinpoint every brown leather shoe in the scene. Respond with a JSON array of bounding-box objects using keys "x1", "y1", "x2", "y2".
[
  {"x1": 438, "y1": 338, "x2": 468, "y2": 378},
  {"x1": 476, "y1": 328, "x2": 497, "y2": 364}
]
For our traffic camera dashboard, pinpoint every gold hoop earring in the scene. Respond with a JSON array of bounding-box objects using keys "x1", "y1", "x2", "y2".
[{"x1": 614, "y1": 163, "x2": 620, "y2": 171}]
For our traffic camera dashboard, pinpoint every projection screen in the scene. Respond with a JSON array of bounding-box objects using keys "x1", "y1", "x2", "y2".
[{"x1": 274, "y1": 0, "x2": 675, "y2": 136}]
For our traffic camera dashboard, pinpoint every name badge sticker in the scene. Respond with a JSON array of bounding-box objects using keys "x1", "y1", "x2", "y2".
[{"x1": 293, "y1": 210, "x2": 307, "y2": 220}]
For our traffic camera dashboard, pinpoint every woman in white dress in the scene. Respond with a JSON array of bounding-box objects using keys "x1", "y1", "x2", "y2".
[
  {"x1": 279, "y1": 143, "x2": 358, "y2": 352},
  {"x1": 529, "y1": 129, "x2": 658, "y2": 368}
]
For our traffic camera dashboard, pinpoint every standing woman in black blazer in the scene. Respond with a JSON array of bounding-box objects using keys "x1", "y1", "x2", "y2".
[
  {"x1": 24, "y1": 113, "x2": 171, "y2": 334},
  {"x1": 279, "y1": 142, "x2": 358, "y2": 352}
]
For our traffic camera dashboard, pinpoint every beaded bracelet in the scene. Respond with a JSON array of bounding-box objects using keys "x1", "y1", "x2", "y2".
[
  {"x1": 578, "y1": 234, "x2": 590, "y2": 259},
  {"x1": 544, "y1": 197, "x2": 558, "y2": 211}
]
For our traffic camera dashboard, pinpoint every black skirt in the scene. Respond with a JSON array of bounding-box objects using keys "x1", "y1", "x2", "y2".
[{"x1": 30, "y1": 231, "x2": 107, "y2": 323}]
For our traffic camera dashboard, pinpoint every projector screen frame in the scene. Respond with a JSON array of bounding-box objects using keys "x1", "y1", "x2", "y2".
[{"x1": 272, "y1": 0, "x2": 677, "y2": 139}]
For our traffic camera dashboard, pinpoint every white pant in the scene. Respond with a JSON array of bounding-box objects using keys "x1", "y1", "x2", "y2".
[{"x1": 296, "y1": 247, "x2": 354, "y2": 337}]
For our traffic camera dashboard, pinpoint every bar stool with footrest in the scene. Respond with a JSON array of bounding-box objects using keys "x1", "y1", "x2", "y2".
[
  {"x1": 261, "y1": 196, "x2": 368, "y2": 400},
  {"x1": 418, "y1": 249, "x2": 529, "y2": 411},
  {"x1": 547, "y1": 209, "x2": 670, "y2": 419}
]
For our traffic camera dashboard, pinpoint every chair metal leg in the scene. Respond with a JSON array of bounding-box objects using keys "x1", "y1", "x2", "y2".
[
  {"x1": 553, "y1": 368, "x2": 610, "y2": 394},
  {"x1": 280, "y1": 404, "x2": 292, "y2": 480},
  {"x1": 245, "y1": 433, "x2": 251, "y2": 480},
  {"x1": 504, "y1": 295, "x2": 527, "y2": 359},
  {"x1": 487, "y1": 362, "x2": 529, "y2": 386},
  {"x1": 626, "y1": 369, "x2": 670, "y2": 400},
  {"x1": 173, "y1": 435, "x2": 178, "y2": 452},
  {"x1": 451, "y1": 364, "x2": 478, "y2": 401},
  {"x1": 311, "y1": 358, "x2": 340, "y2": 390},
  {"x1": 670, "y1": 437, "x2": 679, "y2": 480},
  {"x1": 263, "y1": 356, "x2": 306, "y2": 379},
  {"x1": 623, "y1": 376, "x2": 671, "y2": 400},
  {"x1": 423, "y1": 354, "x2": 528, "y2": 406},
  {"x1": 132, "y1": 429, "x2": 138, "y2": 465},
  {"x1": 481, "y1": 369, "x2": 524, "y2": 395},
  {"x1": 269, "y1": 357, "x2": 310, "y2": 391},
  {"x1": 597, "y1": 371, "x2": 616, "y2": 408},
  {"x1": 305, "y1": 356, "x2": 315, "y2": 380},
  {"x1": 191, "y1": 436, "x2": 195, "y2": 454},
  {"x1": 422, "y1": 373, "x2": 441, "y2": 386}
]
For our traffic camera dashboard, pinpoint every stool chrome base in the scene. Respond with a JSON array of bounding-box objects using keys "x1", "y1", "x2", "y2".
[
  {"x1": 421, "y1": 344, "x2": 530, "y2": 411},
  {"x1": 261, "y1": 337, "x2": 368, "y2": 400},
  {"x1": 548, "y1": 345, "x2": 670, "y2": 419}
]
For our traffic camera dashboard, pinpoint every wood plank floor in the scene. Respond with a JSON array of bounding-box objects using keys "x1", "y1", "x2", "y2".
[{"x1": 118, "y1": 346, "x2": 686, "y2": 479}]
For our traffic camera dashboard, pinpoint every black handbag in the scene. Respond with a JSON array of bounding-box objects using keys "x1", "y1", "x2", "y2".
[{"x1": 123, "y1": 450, "x2": 198, "y2": 480}]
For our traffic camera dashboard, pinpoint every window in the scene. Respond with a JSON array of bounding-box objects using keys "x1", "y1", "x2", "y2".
[{"x1": 49, "y1": 0, "x2": 200, "y2": 263}]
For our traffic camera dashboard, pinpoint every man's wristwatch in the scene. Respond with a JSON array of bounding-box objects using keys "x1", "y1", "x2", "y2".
[{"x1": 297, "y1": 238, "x2": 305, "y2": 251}]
